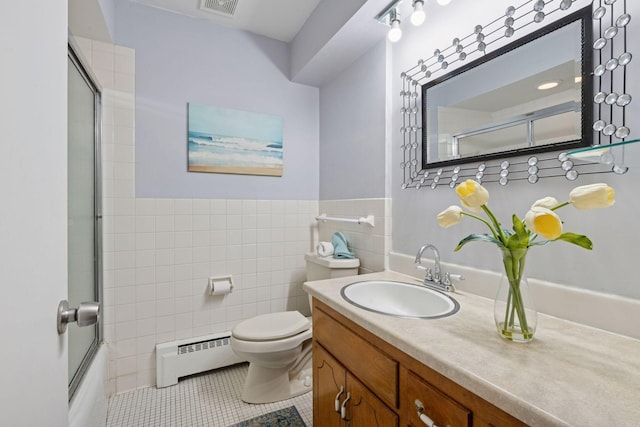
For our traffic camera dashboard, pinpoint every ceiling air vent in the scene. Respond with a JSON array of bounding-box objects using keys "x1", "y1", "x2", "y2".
[{"x1": 199, "y1": 0, "x2": 239, "y2": 17}]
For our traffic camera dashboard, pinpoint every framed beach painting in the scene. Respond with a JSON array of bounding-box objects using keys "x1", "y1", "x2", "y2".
[{"x1": 187, "y1": 103, "x2": 283, "y2": 176}]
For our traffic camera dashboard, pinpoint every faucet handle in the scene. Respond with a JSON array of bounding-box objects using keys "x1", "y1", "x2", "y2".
[
  {"x1": 440, "y1": 272, "x2": 455, "y2": 292},
  {"x1": 433, "y1": 270, "x2": 441, "y2": 283},
  {"x1": 443, "y1": 272, "x2": 465, "y2": 285},
  {"x1": 425, "y1": 268, "x2": 433, "y2": 281},
  {"x1": 448, "y1": 273, "x2": 465, "y2": 282},
  {"x1": 443, "y1": 272, "x2": 451, "y2": 286}
]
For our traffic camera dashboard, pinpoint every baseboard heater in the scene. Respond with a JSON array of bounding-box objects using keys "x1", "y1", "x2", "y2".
[{"x1": 155, "y1": 332, "x2": 245, "y2": 388}]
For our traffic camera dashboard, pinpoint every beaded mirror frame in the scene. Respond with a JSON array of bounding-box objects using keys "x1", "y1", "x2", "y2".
[{"x1": 399, "y1": 0, "x2": 632, "y2": 190}]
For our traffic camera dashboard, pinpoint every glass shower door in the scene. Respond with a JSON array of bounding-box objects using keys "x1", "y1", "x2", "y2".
[{"x1": 67, "y1": 45, "x2": 102, "y2": 399}]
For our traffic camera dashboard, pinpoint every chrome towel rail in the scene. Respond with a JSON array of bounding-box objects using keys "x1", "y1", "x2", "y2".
[{"x1": 315, "y1": 213, "x2": 375, "y2": 227}]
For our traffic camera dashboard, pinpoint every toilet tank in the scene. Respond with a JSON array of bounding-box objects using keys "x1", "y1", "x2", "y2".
[{"x1": 304, "y1": 253, "x2": 360, "y2": 281}]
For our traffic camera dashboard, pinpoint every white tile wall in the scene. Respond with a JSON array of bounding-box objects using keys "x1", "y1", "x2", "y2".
[
  {"x1": 318, "y1": 199, "x2": 391, "y2": 274},
  {"x1": 105, "y1": 197, "x2": 317, "y2": 393}
]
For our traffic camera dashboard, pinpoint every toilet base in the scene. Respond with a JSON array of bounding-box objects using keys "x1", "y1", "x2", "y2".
[{"x1": 240, "y1": 362, "x2": 312, "y2": 404}]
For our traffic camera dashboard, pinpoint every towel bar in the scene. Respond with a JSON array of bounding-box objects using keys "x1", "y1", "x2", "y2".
[{"x1": 315, "y1": 213, "x2": 375, "y2": 227}]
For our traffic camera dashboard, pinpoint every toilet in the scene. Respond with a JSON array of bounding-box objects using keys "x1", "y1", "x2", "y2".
[{"x1": 230, "y1": 253, "x2": 359, "y2": 404}]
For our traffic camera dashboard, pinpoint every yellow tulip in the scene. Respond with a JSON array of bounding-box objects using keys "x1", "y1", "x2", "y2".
[
  {"x1": 569, "y1": 183, "x2": 615, "y2": 210},
  {"x1": 524, "y1": 207, "x2": 563, "y2": 240},
  {"x1": 460, "y1": 198, "x2": 483, "y2": 213},
  {"x1": 531, "y1": 196, "x2": 559, "y2": 210},
  {"x1": 455, "y1": 180, "x2": 489, "y2": 209},
  {"x1": 437, "y1": 206, "x2": 463, "y2": 228}
]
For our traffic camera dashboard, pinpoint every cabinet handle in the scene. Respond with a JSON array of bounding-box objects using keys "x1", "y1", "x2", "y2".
[
  {"x1": 415, "y1": 399, "x2": 438, "y2": 427},
  {"x1": 334, "y1": 386, "x2": 344, "y2": 412},
  {"x1": 341, "y1": 392, "x2": 351, "y2": 420}
]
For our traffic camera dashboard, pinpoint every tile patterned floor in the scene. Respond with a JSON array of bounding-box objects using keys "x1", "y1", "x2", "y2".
[{"x1": 106, "y1": 363, "x2": 312, "y2": 427}]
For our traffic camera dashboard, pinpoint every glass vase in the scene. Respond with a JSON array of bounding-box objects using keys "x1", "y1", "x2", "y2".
[{"x1": 494, "y1": 247, "x2": 537, "y2": 342}]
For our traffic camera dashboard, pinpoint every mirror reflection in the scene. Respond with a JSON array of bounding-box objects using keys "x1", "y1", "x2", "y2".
[{"x1": 422, "y1": 7, "x2": 592, "y2": 168}]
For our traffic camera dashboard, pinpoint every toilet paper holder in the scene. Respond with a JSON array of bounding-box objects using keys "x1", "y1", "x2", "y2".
[{"x1": 209, "y1": 275, "x2": 234, "y2": 295}]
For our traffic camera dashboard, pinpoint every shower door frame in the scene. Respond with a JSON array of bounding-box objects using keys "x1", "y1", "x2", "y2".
[{"x1": 67, "y1": 39, "x2": 103, "y2": 401}]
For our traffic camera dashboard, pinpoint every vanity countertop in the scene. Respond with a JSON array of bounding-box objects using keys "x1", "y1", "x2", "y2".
[{"x1": 303, "y1": 270, "x2": 640, "y2": 426}]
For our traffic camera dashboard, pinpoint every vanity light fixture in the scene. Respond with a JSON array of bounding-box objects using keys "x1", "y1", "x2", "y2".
[
  {"x1": 388, "y1": 9, "x2": 403, "y2": 42},
  {"x1": 436, "y1": 0, "x2": 452, "y2": 5},
  {"x1": 375, "y1": 1, "x2": 404, "y2": 43},
  {"x1": 411, "y1": 0, "x2": 426, "y2": 26},
  {"x1": 537, "y1": 81, "x2": 560, "y2": 90}
]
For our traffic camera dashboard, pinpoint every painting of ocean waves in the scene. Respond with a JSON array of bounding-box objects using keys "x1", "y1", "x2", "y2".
[{"x1": 187, "y1": 103, "x2": 283, "y2": 176}]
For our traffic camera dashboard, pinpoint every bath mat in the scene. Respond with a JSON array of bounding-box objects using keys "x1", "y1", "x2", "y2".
[{"x1": 229, "y1": 405, "x2": 306, "y2": 427}]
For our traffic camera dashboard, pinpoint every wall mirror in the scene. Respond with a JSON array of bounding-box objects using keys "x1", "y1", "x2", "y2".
[
  {"x1": 400, "y1": 0, "x2": 634, "y2": 190},
  {"x1": 422, "y1": 7, "x2": 592, "y2": 168}
]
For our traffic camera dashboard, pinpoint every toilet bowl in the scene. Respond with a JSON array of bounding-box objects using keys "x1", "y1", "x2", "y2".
[
  {"x1": 230, "y1": 253, "x2": 360, "y2": 404},
  {"x1": 230, "y1": 311, "x2": 313, "y2": 404}
]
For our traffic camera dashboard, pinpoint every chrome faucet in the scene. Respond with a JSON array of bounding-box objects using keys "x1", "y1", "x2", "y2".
[
  {"x1": 414, "y1": 244, "x2": 464, "y2": 292},
  {"x1": 415, "y1": 244, "x2": 442, "y2": 283}
]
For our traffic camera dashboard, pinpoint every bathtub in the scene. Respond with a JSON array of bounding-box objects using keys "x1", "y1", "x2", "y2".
[{"x1": 69, "y1": 344, "x2": 108, "y2": 427}]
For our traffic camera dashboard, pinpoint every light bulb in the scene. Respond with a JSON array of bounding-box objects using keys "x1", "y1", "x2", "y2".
[
  {"x1": 388, "y1": 19, "x2": 403, "y2": 42},
  {"x1": 411, "y1": 1, "x2": 426, "y2": 26},
  {"x1": 537, "y1": 81, "x2": 560, "y2": 90},
  {"x1": 436, "y1": 0, "x2": 452, "y2": 5}
]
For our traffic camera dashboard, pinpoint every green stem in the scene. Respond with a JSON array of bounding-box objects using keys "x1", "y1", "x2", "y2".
[
  {"x1": 461, "y1": 212, "x2": 500, "y2": 241},
  {"x1": 551, "y1": 201, "x2": 570, "y2": 211},
  {"x1": 500, "y1": 247, "x2": 532, "y2": 339},
  {"x1": 505, "y1": 290, "x2": 516, "y2": 328},
  {"x1": 482, "y1": 205, "x2": 507, "y2": 244},
  {"x1": 511, "y1": 254, "x2": 529, "y2": 334}
]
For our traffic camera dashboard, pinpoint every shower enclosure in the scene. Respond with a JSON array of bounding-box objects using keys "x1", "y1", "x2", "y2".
[{"x1": 67, "y1": 41, "x2": 103, "y2": 401}]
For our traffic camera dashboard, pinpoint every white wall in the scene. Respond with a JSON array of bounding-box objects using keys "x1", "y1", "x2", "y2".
[{"x1": 390, "y1": 0, "x2": 640, "y2": 300}]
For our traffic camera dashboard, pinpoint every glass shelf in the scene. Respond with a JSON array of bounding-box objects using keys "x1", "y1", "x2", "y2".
[{"x1": 566, "y1": 139, "x2": 640, "y2": 173}]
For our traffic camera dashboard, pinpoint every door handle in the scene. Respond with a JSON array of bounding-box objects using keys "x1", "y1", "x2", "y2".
[
  {"x1": 340, "y1": 392, "x2": 351, "y2": 420},
  {"x1": 335, "y1": 386, "x2": 344, "y2": 412},
  {"x1": 415, "y1": 399, "x2": 439, "y2": 427},
  {"x1": 57, "y1": 300, "x2": 100, "y2": 334}
]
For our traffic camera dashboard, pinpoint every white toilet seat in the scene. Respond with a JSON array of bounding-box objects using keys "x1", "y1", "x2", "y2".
[
  {"x1": 231, "y1": 311, "x2": 312, "y2": 353},
  {"x1": 231, "y1": 328, "x2": 312, "y2": 353},
  {"x1": 232, "y1": 311, "x2": 310, "y2": 341}
]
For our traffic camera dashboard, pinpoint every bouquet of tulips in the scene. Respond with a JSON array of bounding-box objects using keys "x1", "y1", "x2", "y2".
[
  {"x1": 437, "y1": 180, "x2": 615, "y2": 251},
  {"x1": 436, "y1": 180, "x2": 615, "y2": 341}
]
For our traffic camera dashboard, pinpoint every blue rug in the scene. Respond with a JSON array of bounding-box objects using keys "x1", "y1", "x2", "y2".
[{"x1": 230, "y1": 406, "x2": 306, "y2": 427}]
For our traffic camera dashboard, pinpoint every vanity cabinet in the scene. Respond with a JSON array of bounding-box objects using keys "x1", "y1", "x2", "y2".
[
  {"x1": 314, "y1": 344, "x2": 398, "y2": 426},
  {"x1": 312, "y1": 299, "x2": 527, "y2": 427},
  {"x1": 405, "y1": 370, "x2": 470, "y2": 427}
]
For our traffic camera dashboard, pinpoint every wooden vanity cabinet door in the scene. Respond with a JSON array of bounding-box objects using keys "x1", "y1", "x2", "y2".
[
  {"x1": 313, "y1": 342, "x2": 398, "y2": 427},
  {"x1": 314, "y1": 304, "x2": 398, "y2": 408},
  {"x1": 406, "y1": 371, "x2": 471, "y2": 427},
  {"x1": 313, "y1": 343, "x2": 347, "y2": 427},
  {"x1": 347, "y1": 372, "x2": 398, "y2": 427}
]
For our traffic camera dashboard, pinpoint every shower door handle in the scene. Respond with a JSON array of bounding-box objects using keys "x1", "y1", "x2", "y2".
[{"x1": 57, "y1": 300, "x2": 100, "y2": 334}]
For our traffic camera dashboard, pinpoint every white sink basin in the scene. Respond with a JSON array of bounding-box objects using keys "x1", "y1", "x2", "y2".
[{"x1": 341, "y1": 280, "x2": 459, "y2": 319}]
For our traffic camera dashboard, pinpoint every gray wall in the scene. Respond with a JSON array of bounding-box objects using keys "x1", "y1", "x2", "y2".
[
  {"x1": 98, "y1": 0, "x2": 115, "y2": 39},
  {"x1": 319, "y1": 41, "x2": 387, "y2": 200},
  {"x1": 114, "y1": 1, "x2": 319, "y2": 200},
  {"x1": 390, "y1": 0, "x2": 640, "y2": 299}
]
